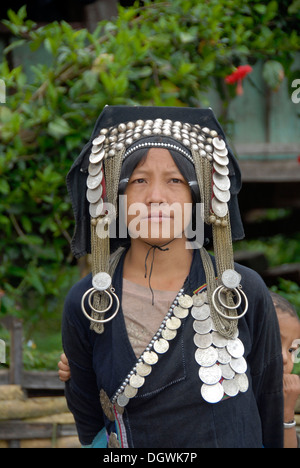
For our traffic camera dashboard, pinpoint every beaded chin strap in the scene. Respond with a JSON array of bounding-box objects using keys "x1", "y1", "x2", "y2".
[{"x1": 81, "y1": 118, "x2": 248, "y2": 338}]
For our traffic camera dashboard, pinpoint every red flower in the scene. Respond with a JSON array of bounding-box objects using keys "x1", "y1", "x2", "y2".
[
  {"x1": 225, "y1": 65, "x2": 253, "y2": 95},
  {"x1": 297, "y1": 155, "x2": 300, "y2": 164}
]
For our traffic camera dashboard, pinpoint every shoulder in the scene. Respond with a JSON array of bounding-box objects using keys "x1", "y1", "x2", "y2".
[{"x1": 63, "y1": 273, "x2": 93, "y2": 325}]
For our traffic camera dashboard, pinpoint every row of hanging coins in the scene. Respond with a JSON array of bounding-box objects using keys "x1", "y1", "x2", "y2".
[
  {"x1": 192, "y1": 289, "x2": 249, "y2": 404},
  {"x1": 210, "y1": 137, "x2": 231, "y2": 223},
  {"x1": 97, "y1": 119, "x2": 220, "y2": 162},
  {"x1": 87, "y1": 134, "x2": 106, "y2": 219},
  {"x1": 111, "y1": 291, "x2": 194, "y2": 409}
]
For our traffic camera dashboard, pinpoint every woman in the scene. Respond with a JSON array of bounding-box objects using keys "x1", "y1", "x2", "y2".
[{"x1": 62, "y1": 106, "x2": 283, "y2": 448}]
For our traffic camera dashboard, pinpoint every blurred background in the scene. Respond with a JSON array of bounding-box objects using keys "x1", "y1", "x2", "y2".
[{"x1": 0, "y1": 0, "x2": 299, "y2": 447}]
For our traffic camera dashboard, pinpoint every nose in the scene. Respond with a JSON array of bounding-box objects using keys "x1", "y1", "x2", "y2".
[{"x1": 145, "y1": 180, "x2": 167, "y2": 205}]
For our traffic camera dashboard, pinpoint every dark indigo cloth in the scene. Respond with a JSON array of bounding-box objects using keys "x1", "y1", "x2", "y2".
[{"x1": 62, "y1": 250, "x2": 284, "y2": 448}]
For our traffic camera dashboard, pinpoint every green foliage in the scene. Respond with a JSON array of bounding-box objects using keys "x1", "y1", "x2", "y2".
[{"x1": 0, "y1": 1, "x2": 299, "y2": 345}]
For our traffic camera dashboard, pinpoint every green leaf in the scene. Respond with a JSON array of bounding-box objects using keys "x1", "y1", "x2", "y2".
[
  {"x1": 262, "y1": 60, "x2": 285, "y2": 90},
  {"x1": 47, "y1": 117, "x2": 72, "y2": 139}
]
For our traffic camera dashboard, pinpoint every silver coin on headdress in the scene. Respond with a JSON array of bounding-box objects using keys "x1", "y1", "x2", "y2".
[
  {"x1": 213, "y1": 173, "x2": 231, "y2": 191},
  {"x1": 212, "y1": 137, "x2": 226, "y2": 151},
  {"x1": 212, "y1": 197, "x2": 228, "y2": 218},
  {"x1": 87, "y1": 170, "x2": 103, "y2": 190},
  {"x1": 89, "y1": 148, "x2": 105, "y2": 164},
  {"x1": 213, "y1": 185, "x2": 231, "y2": 203},
  {"x1": 86, "y1": 184, "x2": 103, "y2": 203},
  {"x1": 88, "y1": 162, "x2": 102, "y2": 176},
  {"x1": 92, "y1": 134, "x2": 106, "y2": 146},
  {"x1": 89, "y1": 199, "x2": 104, "y2": 218},
  {"x1": 213, "y1": 152, "x2": 229, "y2": 166},
  {"x1": 213, "y1": 161, "x2": 229, "y2": 176}
]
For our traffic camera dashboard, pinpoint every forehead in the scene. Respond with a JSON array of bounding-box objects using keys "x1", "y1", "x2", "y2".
[
  {"x1": 133, "y1": 148, "x2": 180, "y2": 171},
  {"x1": 278, "y1": 313, "x2": 300, "y2": 338}
]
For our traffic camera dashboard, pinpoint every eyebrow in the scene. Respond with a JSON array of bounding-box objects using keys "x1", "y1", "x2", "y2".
[{"x1": 131, "y1": 167, "x2": 183, "y2": 177}]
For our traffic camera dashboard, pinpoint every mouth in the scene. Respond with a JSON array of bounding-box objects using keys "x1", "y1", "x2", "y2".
[{"x1": 143, "y1": 212, "x2": 173, "y2": 221}]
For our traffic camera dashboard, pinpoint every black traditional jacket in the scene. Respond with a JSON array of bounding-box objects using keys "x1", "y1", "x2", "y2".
[{"x1": 62, "y1": 250, "x2": 283, "y2": 448}]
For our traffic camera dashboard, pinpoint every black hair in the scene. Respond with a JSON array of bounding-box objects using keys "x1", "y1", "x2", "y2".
[{"x1": 270, "y1": 291, "x2": 299, "y2": 320}]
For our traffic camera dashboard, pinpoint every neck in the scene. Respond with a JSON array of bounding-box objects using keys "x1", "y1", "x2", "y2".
[{"x1": 123, "y1": 236, "x2": 193, "y2": 292}]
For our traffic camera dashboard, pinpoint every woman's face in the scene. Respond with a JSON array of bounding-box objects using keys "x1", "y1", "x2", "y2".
[{"x1": 124, "y1": 148, "x2": 193, "y2": 245}]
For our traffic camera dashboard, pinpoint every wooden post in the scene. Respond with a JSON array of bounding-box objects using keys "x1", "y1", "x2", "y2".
[
  {"x1": 0, "y1": 317, "x2": 23, "y2": 385},
  {"x1": 84, "y1": 0, "x2": 119, "y2": 31}
]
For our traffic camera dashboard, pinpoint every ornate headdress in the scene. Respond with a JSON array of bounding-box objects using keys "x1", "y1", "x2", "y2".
[{"x1": 67, "y1": 106, "x2": 247, "y2": 338}]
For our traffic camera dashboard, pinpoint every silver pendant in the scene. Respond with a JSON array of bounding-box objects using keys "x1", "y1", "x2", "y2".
[
  {"x1": 178, "y1": 294, "x2": 193, "y2": 309},
  {"x1": 195, "y1": 346, "x2": 218, "y2": 367},
  {"x1": 142, "y1": 350, "x2": 159, "y2": 365},
  {"x1": 153, "y1": 338, "x2": 169, "y2": 354},
  {"x1": 136, "y1": 362, "x2": 152, "y2": 377},
  {"x1": 222, "y1": 378, "x2": 239, "y2": 397},
  {"x1": 199, "y1": 364, "x2": 222, "y2": 385},
  {"x1": 191, "y1": 304, "x2": 210, "y2": 321},
  {"x1": 193, "y1": 333, "x2": 213, "y2": 349},
  {"x1": 166, "y1": 316, "x2": 181, "y2": 330},
  {"x1": 162, "y1": 328, "x2": 177, "y2": 340},
  {"x1": 173, "y1": 305, "x2": 189, "y2": 319},
  {"x1": 230, "y1": 356, "x2": 247, "y2": 374},
  {"x1": 226, "y1": 338, "x2": 245, "y2": 359},
  {"x1": 129, "y1": 374, "x2": 145, "y2": 389},
  {"x1": 201, "y1": 382, "x2": 224, "y2": 404},
  {"x1": 193, "y1": 317, "x2": 212, "y2": 335},
  {"x1": 124, "y1": 385, "x2": 138, "y2": 399}
]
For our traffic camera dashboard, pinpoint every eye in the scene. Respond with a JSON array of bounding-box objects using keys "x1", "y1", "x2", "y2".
[
  {"x1": 131, "y1": 178, "x2": 146, "y2": 184},
  {"x1": 169, "y1": 178, "x2": 184, "y2": 184}
]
